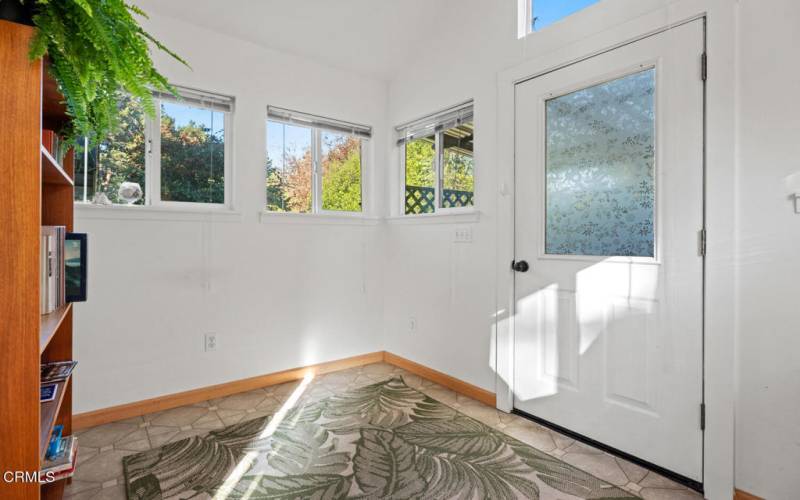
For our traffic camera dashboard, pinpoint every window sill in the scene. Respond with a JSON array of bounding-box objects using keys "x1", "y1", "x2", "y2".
[
  {"x1": 259, "y1": 211, "x2": 381, "y2": 226},
  {"x1": 385, "y1": 210, "x2": 481, "y2": 225},
  {"x1": 75, "y1": 203, "x2": 243, "y2": 222}
]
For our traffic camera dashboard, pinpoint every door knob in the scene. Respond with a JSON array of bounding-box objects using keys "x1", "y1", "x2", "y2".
[{"x1": 512, "y1": 260, "x2": 530, "y2": 272}]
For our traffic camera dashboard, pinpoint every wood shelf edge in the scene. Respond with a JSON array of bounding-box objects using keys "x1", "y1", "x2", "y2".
[
  {"x1": 40, "y1": 303, "x2": 72, "y2": 355},
  {"x1": 41, "y1": 144, "x2": 73, "y2": 186}
]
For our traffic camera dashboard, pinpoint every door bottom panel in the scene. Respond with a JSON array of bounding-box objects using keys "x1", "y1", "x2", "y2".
[{"x1": 512, "y1": 408, "x2": 704, "y2": 493}]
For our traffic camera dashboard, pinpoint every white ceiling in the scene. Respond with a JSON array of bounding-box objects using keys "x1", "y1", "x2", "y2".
[{"x1": 134, "y1": 0, "x2": 452, "y2": 81}]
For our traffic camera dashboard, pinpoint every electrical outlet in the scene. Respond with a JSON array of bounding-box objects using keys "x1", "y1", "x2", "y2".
[
  {"x1": 204, "y1": 333, "x2": 217, "y2": 352},
  {"x1": 408, "y1": 317, "x2": 417, "y2": 332},
  {"x1": 454, "y1": 226, "x2": 473, "y2": 243}
]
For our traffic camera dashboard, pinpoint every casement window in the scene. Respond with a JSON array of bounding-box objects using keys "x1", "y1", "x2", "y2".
[
  {"x1": 397, "y1": 101, "x2": 474, "y2": 215},
  {"x1": 266, "y1": 106, "x2": 370, "y2": 214},
  {"x1": 74, "y1": 87, "x2": 234, "y2": 207}
]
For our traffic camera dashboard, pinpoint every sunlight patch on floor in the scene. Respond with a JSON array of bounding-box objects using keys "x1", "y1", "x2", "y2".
[{"x1": 213, "y1": 372, "x2": 315, "y2": 500}]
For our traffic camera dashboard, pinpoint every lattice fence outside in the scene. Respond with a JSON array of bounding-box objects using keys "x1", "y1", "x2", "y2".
[
  {"x1": 405, "y1": 185, "x2": 436, "y2": 214},
  {"x1": 442, "y1": 188, "x2": 474, "y2": 209},
  {"x1": 405, "y1": 185, "x2": 474, "y2": 214}
]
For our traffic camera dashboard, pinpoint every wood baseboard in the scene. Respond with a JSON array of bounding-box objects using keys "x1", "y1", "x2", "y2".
[
  {"x1": 734, "y1": 489, "x2": 764, "y2": 500},
  {"x1": 73, "y1": 351, "x2": 384, "y2": 430},
  {"x1": 73, "y1": 350, "x2": 498, "y2": 430},
  {"x1": 383, "y1": 352, "x2": 496, "y2": 407}
]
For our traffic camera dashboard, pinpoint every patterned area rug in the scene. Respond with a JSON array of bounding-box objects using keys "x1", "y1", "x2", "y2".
[{"x1": 123, "y1": 377, "x2": 635, "y2": 499}]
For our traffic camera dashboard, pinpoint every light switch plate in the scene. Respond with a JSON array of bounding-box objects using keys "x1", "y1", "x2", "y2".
[{"x1": 454, "y1": 226, "x2": 473, "y2": 243}]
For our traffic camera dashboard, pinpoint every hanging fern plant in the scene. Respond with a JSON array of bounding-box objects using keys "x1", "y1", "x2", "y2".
[{"x1": 23, "y1": 0, "x2": 188, "y2": 143}]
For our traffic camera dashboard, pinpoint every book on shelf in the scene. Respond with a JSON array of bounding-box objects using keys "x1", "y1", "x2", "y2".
[
  {"x1": 47, "y1": 459, "x2": 77, "y2": 482},
  {"x1": 41, "y1": 129, "x2": 69, "y2": 167},
  {"x1": 40, "y1": 226, "x2": 66, "y2": 314},
  {"x1": 41, "y1": 361, "x2": 77, "y2": 383},
  {"x1": 45, "y1": 424, "x2": 63, "y2": 460},
  {"x1": 40, "y1": 383, "x2": 58, "y2": 403},
  {"x1": 41, "y1": 435, "x2": 77, "y2": 482}
]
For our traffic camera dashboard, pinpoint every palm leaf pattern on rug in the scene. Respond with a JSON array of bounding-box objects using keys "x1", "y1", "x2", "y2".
[{"x1": 123, "y1": 377, "x2": 636, "y2": 499}]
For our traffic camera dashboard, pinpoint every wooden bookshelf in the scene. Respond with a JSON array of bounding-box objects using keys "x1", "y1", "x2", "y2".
[{"x1": 1, "y1": 19, "x2": 75, "y2": 500}]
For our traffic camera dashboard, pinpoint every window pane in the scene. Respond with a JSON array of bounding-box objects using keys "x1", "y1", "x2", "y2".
[
  {"x1": 532, "y1": 0, "x2": 601, "y2": 31},
  {"x1": 321, "y1": 131, "x2": 362, "y2": 212},
  {"x1": 74, "y1": 138, "x2": 95, "y2": 203},
  {"x1": 266, "y1": 121, "x2": 312, "y2": 213},
  {"x1": 441, "y1": 122, "x2": 474, "y2": 208},
  {"x1": 404, "y1": 135, "x2": 436, "y2": 214},
  {"x1": 85, "y1": 95, "x2": 146, "y2": 205},
  {"x1": 545, "y1": 69, "x2": 655, "y2": 257},
  {"x1": 160, "y1": 101, "x2": 225, "y2": 204}
]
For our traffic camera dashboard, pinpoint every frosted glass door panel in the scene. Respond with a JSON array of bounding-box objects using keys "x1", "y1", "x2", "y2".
[{"x1": 545, "y1": 69, "x2": 655, "y2": 257}]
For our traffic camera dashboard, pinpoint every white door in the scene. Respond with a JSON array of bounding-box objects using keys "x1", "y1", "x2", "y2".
[{"x1": 513, "y1": 20, "x2": 704, "y2": 481}]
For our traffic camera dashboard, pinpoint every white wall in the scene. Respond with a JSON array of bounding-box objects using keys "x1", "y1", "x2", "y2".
[
  {"x1": 381, "y1": 0, "x2": 510, "y2": 386},
  {"x1": 734, "y1": 2, "x2": 800, "y2": 498},
  {"x1": 72, "y1": 14, "x2": 389, "y2": 413}
]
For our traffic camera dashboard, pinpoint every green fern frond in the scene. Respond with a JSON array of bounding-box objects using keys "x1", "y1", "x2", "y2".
[
  {"x1": 71, "y1": 0, "x2": 93, "y2": 16},
  {"x1": 124, "y1": 2, "x2": 147, "y2": 19},
  {"x1": 27, "y1": 0, "x2": 188, "y2": 144}
]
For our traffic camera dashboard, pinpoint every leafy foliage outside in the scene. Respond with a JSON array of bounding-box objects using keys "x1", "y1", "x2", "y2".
[
  {"x1": 266, "y1": 148, "x2": 312, "y2": 213},
  {"x1": 404, "y1": 138, "x2": 436, "y2": 189},
  {"x1": 442, "y1": 147, "x2": 474, "y2": 193},
  {"x1": 267, "y1": 133, "x2": 362, "y2": 213},
  {"x1": 27, "y1": 0, "x2": 187, "y2": 144},
  {"x1": 322, "y1": 134, "x2": 362, "y2": 212},
  {"x1": 160, "y1": 105, "x2": 225, "y2": 204}
]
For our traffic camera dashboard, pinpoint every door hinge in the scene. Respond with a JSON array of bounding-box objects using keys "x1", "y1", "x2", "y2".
[
  {"x1": 699, "y1": 228, "x2": 707, "y2": 257},
  {"x1": 700, "y1": 403, "x2": 706, "y2": 430},
  {"x1": 701, "y1": 52, "x2": 708, "y2": 82}
]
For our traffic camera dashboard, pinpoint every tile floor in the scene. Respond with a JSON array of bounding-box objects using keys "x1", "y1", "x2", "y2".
[{"x1": 64, "y1": 362, "x2": 703, "y2": 499}]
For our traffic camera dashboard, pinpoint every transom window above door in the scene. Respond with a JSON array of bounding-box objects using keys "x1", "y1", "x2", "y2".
[
  {"x1": 525, "y1": 0, "x2": 603, "y2": 34},
  {"x1": 266, "y1": 107, "x2": 371, "y2": 215},
  {"x1": 396, "y1": 101, "x2": 475, "y2": 215}
]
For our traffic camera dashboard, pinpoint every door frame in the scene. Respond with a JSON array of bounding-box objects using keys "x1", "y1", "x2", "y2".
[{"x1": 494, "y1": 1, "x2": 737, "y2": 498}]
